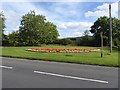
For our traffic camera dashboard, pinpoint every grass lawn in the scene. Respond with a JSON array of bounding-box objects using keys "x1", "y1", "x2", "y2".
[{"x1": 1, "y1": 45, "x2": 119, "y2": 67}]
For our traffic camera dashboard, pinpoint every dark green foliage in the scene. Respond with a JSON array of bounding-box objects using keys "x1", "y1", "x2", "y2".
[
  {"x1": 75, "y1": 36, "x2": 94, "y2": 46},
  {"x1": 0, "y1": 12, "x2": 5, "y2": 45},
  {"x1": 74, "y1": 30, "x2": 94, "y2": 46},
  {"x1": 90, "y1": 16, "x2": 120, "y2": 47},
  {"x1": 8, "y1": 31, "x2": 20, "y2": 46},
  {"x1": 2, "y1": 34, "x2": 9, "y2": 46},
  {"x1": 80, "y1": 36, "x2": 94, "y2": 46},
  {"x1": 0, "y1": 12, "x2": 9, "y2": 46},
  {"x1": 80, "y1": 30, "x2": 91, "y2": 46},
  {"x1": 54, "y1": 38, "x2": 73, "y2": 45}
]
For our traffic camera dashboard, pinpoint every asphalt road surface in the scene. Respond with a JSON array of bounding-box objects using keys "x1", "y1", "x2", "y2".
[{"x1": 1, "y1": 57, "x2": 118, "y2": 88}]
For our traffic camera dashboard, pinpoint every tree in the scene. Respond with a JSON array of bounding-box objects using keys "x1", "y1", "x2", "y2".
[
  {"x1": 43, "y1": 22, "x2": 59, "y2": 44},
  {"x1": 112, "y1": 18, "x2": 120, "y2": 47},
  {"x1": 83, "y1": 30, "x2": 89, "y2": 36},
  {"x1": 54, "y1": 38, "x2": 73, "y2": 45},
  {"x1": 82, "y1": 30, "x2": 90, "y2": 41},
  {"x1": 8, "y1": 31, "x2": 20, "y2": 46},
  {"x1": 19, "y1": 11, "x2": 59, "y2": 46},
  {"x1": 90, "y1": 16, "x2": 120, "y2": 47},
  {"x1": 0, "y1": 12, "x2": 8, "y2": 46},
  {"x1": 78, "y1": 30, "x2": 94, "y2": 46}
]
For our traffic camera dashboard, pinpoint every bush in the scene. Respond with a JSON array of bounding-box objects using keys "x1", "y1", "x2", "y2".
[
  {"x1": 75, "y1": 36, "x2": 95, "y2": 46},
  {"x1": 54, "y1": 38, "x2": 73, "y2": 45}
]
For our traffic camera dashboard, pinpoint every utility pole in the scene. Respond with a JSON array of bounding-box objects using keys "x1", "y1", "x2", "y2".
[
  {"x1": 109, "y1": 4, "x2": 112, "y2": 53},
  {"x1": 100, "y1": 32, "x2": 103, "y2": 58},
  {"x1": 118, "y1": 1, "x2": 120, "y2": 19}
]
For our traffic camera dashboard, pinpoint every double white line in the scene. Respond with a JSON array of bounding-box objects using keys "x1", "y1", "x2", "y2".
[
  {"x1": 0, "y1": 65, "x2": 13, "y2": 69},
  {"x1": 34, "y1": 70, "x2": 109, "y2": 84}
]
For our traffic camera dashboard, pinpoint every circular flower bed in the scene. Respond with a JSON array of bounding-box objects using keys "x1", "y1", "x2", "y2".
[{"x1": 26, "y1": 48, "x2": 99, "y2": 53}]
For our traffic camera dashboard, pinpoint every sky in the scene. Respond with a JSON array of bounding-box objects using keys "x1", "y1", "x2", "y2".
[{"x1": 0, "y1": 0, "x2": 119, "y2": 38}]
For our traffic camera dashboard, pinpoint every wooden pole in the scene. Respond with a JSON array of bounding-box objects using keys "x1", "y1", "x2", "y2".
[
  {"x1": 101, "y1": 32, "x2": 103, "y2": 58},
  {"x1": 109, "y1": 4, "x2": 112, "y2": 53}
]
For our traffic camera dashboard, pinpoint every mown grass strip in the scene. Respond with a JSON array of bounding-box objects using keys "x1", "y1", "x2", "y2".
[{"x1": 1, "y1": 45, "x2": 119, "y2": 67}]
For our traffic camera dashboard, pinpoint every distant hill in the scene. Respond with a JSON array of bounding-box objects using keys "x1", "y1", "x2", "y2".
[{"x1": 65, "y1": 37, "x2": 82, "y2": 41}]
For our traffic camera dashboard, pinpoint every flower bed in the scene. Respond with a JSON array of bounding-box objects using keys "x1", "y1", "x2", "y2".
[{"x1": 26, "y1": 48, "x2": 99, "y2": 53}]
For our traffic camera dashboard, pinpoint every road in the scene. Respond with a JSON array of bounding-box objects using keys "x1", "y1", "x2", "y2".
[{"x1": 1, "y1": 57, "x2": 118, "y2": 88}]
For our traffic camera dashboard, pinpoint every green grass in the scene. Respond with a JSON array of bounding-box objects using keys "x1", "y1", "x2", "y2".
[{"x1": 1, "y1": 45, "x2": 119, "y2": 67}]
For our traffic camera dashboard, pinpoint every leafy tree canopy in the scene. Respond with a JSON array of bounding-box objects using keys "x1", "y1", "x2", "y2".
[
  {"x1": 9, "y1": 10, "x2": 59, "y2": 46},
  {"x1": 0, "y1": 12, "x2": 8, "y2": 46},
  {"x1": 90, "y1": 16, "x2": 120, "y2": 47}
]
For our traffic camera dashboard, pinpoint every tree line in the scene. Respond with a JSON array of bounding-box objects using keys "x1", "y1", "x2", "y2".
[{"x1": 0, "y1": 11, "x2": 120, "y2": 48}]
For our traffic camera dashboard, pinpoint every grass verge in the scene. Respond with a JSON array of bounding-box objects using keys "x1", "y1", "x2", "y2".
[{"x1": 1, "y1": 45, "x2": 119, "y2": 67}]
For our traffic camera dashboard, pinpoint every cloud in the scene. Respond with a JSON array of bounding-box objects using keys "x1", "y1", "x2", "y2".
[
  {"x1": 4, "y1": 30, "x2": 11, "y2": 35},
  {"x1": 58, "y1": 22, "x2": 93, "y2": 30},
  {"x1": 48, "y1": 3, "x2": 81, "y2": 17},
  {"x1": 118, "y1": 1, "x2": 120, "y2": 19},
  {"x1": 13, "y1": 25, "x2": 20, "y2": 31},
  {"x1": 1, "y1": 2, "x2": 84, "y2": 37},
  {"x1": 57, "y1": 21, "x2": 93, "y2": 38},
  {"x1": 2, "y1": 2, "x2": 58, "y2": 34},
  {"x1": 1, "y1": 0, "x2": 119, "y2": 2},
  {"x1": 85, "y1": 2, "x2": 118, "y2": 18}
]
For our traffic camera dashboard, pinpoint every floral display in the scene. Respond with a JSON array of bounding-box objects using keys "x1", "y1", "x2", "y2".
[{"x1": 26, "y1": 48, "x2": 99, "y2": 53}]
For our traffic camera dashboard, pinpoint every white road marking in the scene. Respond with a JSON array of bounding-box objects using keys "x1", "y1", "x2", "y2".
[
  {"x1": 34, "y1": 70, "x2": 108, "y2": 84},
  {"x1": 0, "y1": 65, "x2": 13, "y2": 69}
]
